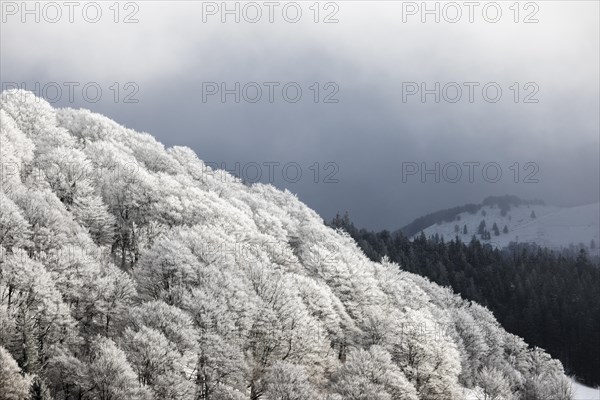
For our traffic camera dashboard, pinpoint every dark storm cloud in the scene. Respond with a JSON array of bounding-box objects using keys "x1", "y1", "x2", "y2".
[{"x1": 1, "y1": 1, "x2": 598, "y2": 230}]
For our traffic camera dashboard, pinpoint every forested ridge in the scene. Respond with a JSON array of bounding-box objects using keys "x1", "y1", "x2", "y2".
[
  {"x1": 0, "y1": 90, "x2": 573, "y2": 399},
  {"x1": 330, "y1": 212, "x2": 600, "y2": 387}
]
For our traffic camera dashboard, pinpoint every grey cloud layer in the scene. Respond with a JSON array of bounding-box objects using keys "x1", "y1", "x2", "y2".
[{"x1": 2, "y1": 1, "x2": 598, "y2": 229}]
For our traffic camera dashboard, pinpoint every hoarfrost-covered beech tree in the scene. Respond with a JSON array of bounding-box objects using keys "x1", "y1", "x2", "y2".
[
  {"x1": 0, "y1": 345, "x2": 31, "y2": 400},
  {"x1": 0, "y1": 90, "x2": 573, "y2": 400}
]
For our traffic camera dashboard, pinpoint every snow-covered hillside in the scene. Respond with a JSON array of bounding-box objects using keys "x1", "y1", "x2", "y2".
[
  {"x1": 416, "y1": 202, "x2": 600, "y2": 256},
  {"x1": 0, "y1": 90, "x2": 574, "y2": 399}
]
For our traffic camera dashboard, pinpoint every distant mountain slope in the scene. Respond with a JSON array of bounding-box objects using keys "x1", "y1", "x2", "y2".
[
  {"x1": 397, "y1": 203, "x2": 482, "y2": 237},
  {"x1": 397, "y1": 196, "x2": 546, "y2": 237},
  {"x1": 0, "y1": 90, "x2": 573, "y2": 399},
  {"x1": 415, "y1": 201, "x2": 600, "y2": 256}
]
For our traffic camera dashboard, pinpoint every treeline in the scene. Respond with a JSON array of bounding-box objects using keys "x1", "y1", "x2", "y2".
[
  {"x1": 397, "y1": 195, "x2": 545, "y2": 237},
  {"x1": 330, "y1": 212, "x2": 600, "y2": 387}
]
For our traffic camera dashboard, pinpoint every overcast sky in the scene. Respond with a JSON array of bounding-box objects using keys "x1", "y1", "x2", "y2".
[{"x1": 2, "y1": 1, "x2": 599, "y2": 230}]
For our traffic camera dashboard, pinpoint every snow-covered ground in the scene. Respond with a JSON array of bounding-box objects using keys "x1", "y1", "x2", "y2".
[
  {"x1": 572, "y1": 379, "x2": 600, "y2": 400},
  {"x1": 462, "y1": 379, "x2": 599, "y2": 399},
  {"x1": 415, "y1": 202, "x2": 600, "y2": 256}
]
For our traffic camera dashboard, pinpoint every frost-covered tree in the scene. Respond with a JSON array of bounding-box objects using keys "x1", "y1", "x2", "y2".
[
  {"x1": 472, "y1": 366, "x2": 516, "y2": 400},
  {"x1": 522, "y1": 347, "x2": 571, "y2": 400},
  {"x1": 0, "y1": 193, "x2": 31, "y2": 250},
  {"x1": 71, "y1": 185, "x2": 116, "y2": 246},
  {"x1": 134, "y1": 236, "x2": 201, "y2": 304},
  {"x1": 262, "y1": 362, "x2": 320, "y2": 400},
  {"x1": 86, "y1": 337, "x2": 150, "y2": 400},
  {"x1": 391, "y1": 309, "x2": 462, "y2": 399},
  {"x1": 0, "y1": 249, "x2": 73, "y2": 374},
  {"x1": 122, "y1": 326, "x2": 195, "y2": 399},
  {"x1": 332, "y1": 346, "x2": 418, "y2": 400},
  {"x1": 0, "y1": 345, "x2": 31, "y2": 400}
]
